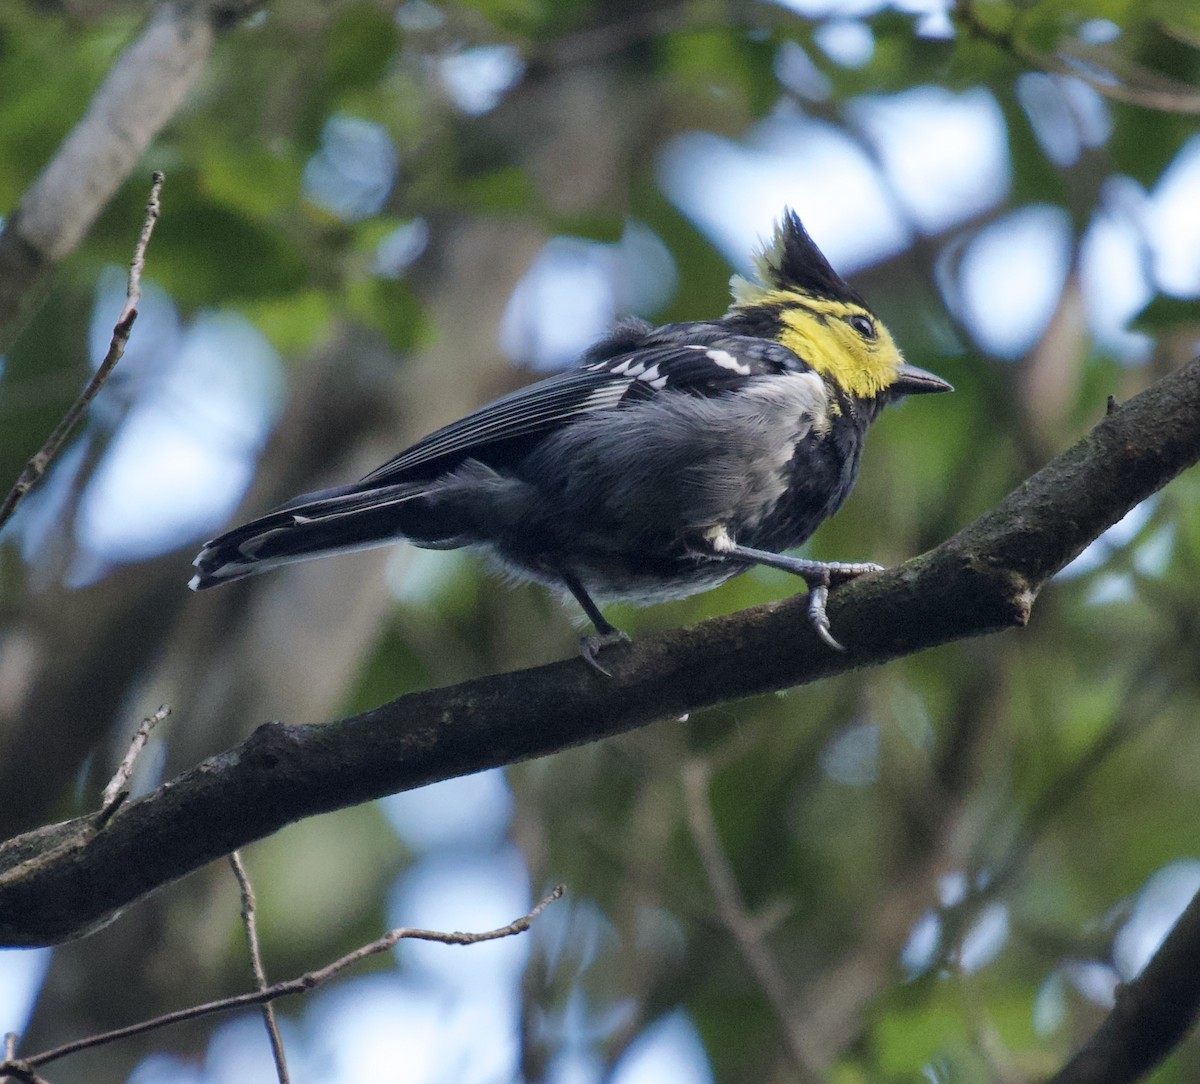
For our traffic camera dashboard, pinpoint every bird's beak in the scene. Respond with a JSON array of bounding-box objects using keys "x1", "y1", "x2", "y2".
[{"x1": 893, "y1": 364, "x2": 953, "y2": 395}]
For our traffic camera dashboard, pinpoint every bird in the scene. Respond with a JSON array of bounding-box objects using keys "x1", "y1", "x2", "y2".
[{"x1": 191, "y1": 209, "x2": 951, "y2": 672}]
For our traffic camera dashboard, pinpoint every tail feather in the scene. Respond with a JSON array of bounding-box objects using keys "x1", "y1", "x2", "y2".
[{"x1": 189, "y1": 480, "x2": 462, "y2": 590}]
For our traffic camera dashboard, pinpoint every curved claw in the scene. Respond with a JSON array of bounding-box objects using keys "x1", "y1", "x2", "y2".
[
  {"x1": 807, "y1": 584, "x2": 846, "y2": 652},
  {"x1": 580, "y1": 628, "x2": 632, "y2": 676},
  {"x1": 698, "y1": 535, "x2": 872, "y2": 651}
]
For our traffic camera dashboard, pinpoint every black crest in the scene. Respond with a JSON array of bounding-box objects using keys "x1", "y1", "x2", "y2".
[{"x1": 759, "y1": 209, "x2": 864, "y2": 305}]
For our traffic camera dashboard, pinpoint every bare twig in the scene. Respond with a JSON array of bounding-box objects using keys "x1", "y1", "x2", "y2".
[
  {"x1": 0, "y1": 1061, "x2": 51, "y2": 1084},
  {"x1": 0, "y1": 886, "x2": 563, "y2": 1077},
  {"x1": 120, "y1": 171, "x2": 163, "y2": 323},
  {"x1": 0, "y1": 1035, "x2": 50, "y2": 1084},
  {"x1": 0, "y1": 172, "x2": 164, "y2": 533},
  {"x1": 97, "y1": 704, "x2": 171, "y2": 824},
  {"x1": 229, "y1": 852, "x2": 290, "y2": 1084},
  {"x1": 681, "y1": 760, "x2": 821, "y2": 1082}
]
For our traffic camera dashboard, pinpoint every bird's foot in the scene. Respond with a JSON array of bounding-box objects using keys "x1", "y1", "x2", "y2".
[
  {"x1": 580, "y1": 627, "x2": 632, "y2": 676},
  {"x1": 698, "y1": 534, "x2": 885, "y2": 651},
  {"x1": 802, "y1": 562, "x2": 883, "y2": 651}
]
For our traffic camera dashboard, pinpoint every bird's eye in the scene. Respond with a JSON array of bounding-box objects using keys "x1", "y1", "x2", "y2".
[{"x1": 847, "y1": 314, "x2": 876, "y2": 340}]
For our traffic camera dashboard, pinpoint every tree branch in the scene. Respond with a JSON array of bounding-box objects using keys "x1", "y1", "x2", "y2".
[
  {"x1": 228, "y1": 851, "x2": 290, "y2": 1084},
  {"x1": 681, "y1": 759, "x2": 822, "y2": 1082},
  {"x1": 1049, "y1": 886, "x2": 1200, "y2": 1084},
  {"x1": 955, "y1": 0, "x2": 1200, "y2": 115},
  {"x1": 97, "y1": 704, "x2": 171, "y2": 825},
  {"x1": 1, "y1": 886, "x2": 563, "y2": 1078},
  {"x1": 0, "y1": 172, "x2": 163, "y2": 532},
  {"x1": 0, "y1": 356, "x2": 1198, "y2": 948},
  {"x1": 0, "y1": 0, "x2": 262, "y2": 341}
]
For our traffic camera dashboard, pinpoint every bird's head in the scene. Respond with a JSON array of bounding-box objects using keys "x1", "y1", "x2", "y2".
[{"x1": 728, "y1": 209, "x2": 950, "y2": 401}]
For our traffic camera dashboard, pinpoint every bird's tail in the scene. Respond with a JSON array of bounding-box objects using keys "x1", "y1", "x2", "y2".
[{"x1": 189, "y1": 480, "x2": 461, "y2": 590}]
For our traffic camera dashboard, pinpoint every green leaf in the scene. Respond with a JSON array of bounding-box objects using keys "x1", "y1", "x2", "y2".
[
  {"x1": 327, "y1": 3, "x2": 400, "y2": 94},
  {"x1": 443, "y1": 165, "x2": 540, "y2": 213},
  {"x1": 198, "y1": 145, "x2": 303, "y2": 221},
  {"x1": 344, "y1": 277, "x2": 428, "y2": 351},
  {"x1": 151, "y1": 198, "x2": 311, "y2": 304},
  {"x1": 1130, "y1": 294, "x2": 1200, "y2": 331},
  {"x1": 242, "y1": 289, "x2": 336, "y2": 355}
]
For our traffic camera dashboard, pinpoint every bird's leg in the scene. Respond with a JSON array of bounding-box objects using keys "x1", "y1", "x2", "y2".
[
  {"x1": 701, "y1": 527, "x2": 881, "y2": 651},
  {"x1": 558, "y1": 569, "x2": 630, "y2": 675}
]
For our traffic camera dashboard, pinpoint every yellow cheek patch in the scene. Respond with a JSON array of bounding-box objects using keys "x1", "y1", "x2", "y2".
[{"x1": 770, "y1": 294, "x2": 904, "y2": 400}]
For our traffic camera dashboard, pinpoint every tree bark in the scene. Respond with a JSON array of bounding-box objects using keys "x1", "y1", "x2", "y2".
[{"x1": 0, "y1": 0, "x2": 265, "y2": 343}]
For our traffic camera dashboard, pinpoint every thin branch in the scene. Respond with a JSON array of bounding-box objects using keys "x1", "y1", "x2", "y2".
[
  {"x1": 1049, "y1": 886, "x2": 1200, "y2": 1084},
  {"x1": 681, "y1": 760, "x2": 822, "y2": 1082},
  {"x1": 229, "y1": 852, "x2": 290, "y2": 1084},
  {"x1": 0, "y1": 172, "x2": 164, "y2": 533},
  {"x1": 1049, "y1": 39, "x2": 1200, "y2": 116},
  {"x1": 955, "y1": 0, "x2": 1200, "y2": 115},
  {"x1": 0, "y1": 1062, "x2": 51, "y2": 1084},
  {"x1": 0, "y1": 1037, "x2": 50, "y2": 1084},
  {"x1": 119, "y1": 171, "x2": 163, "y2": 323},
  {"x1": 1, "y1": 886, "x2": 563, "y2": 1076},
  {"x1": 97, "y1": 704, "x2": 171, "y2": 824}
]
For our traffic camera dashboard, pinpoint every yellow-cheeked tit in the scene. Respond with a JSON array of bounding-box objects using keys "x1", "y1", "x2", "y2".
[{"x1": 191, "y1": 210, "x2": 951, "y2": 670}]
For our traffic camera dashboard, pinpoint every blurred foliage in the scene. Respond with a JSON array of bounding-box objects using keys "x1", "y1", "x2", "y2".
[{"x1": 1, "y1": 0, "x2": 1199, "y2": 1082}]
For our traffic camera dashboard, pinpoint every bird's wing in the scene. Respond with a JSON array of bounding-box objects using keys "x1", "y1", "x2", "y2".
[{"x1": 361, "y1": 335, "x2": 804, "y2": 484}]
